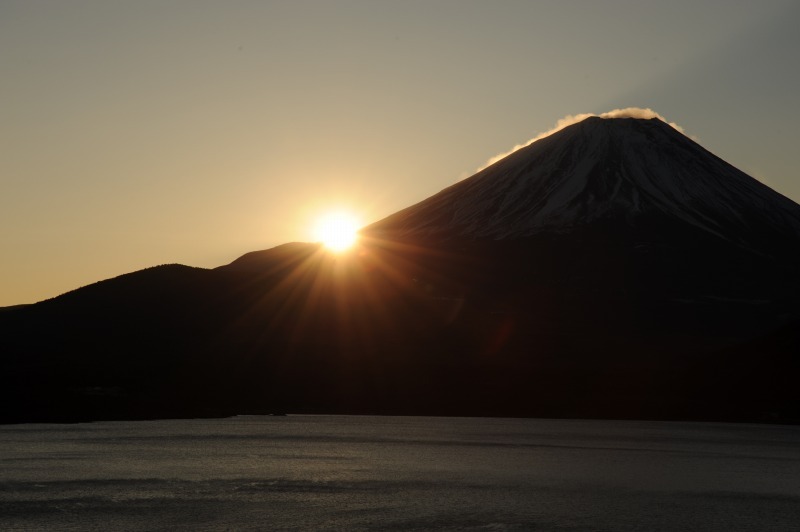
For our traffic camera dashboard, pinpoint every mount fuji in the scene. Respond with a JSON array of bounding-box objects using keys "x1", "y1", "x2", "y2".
[
  {"x1": 366, "y1": 116, "x2": 800, "y2": 250},
  {"x1": 2, "y1": 114, "x2": 799, "y2": 424},
  {"x1": 362, "y1": 116, "x2": 800, "y2": 343}
]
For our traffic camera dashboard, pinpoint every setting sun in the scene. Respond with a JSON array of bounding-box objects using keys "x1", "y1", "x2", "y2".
[{"x1": 313, "y1": 211, "x2": 361, "y2": 251}]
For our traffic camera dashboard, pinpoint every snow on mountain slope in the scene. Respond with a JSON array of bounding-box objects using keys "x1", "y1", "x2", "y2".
[{"x1": 364, "y1": 117, "x2": 800, "y2": 249}]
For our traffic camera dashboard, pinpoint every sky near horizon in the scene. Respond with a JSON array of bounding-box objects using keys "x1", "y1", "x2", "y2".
[{"x1": 2, "y1": 0, "x2": 799, "y2": 306}]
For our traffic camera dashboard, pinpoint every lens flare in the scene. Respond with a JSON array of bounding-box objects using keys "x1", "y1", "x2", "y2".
[{"x1": 313, "y1": 211, "x2": 360, "y2": 251}]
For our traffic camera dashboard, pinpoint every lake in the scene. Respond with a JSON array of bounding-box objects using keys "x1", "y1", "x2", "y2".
[{"x1": 1, "y1": 416, "x2": 799, "y2": 530}]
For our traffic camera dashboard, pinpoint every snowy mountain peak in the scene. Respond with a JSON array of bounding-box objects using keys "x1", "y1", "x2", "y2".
[{"x1": 363, "y1": 116, "x2": 800, "y2": 247}]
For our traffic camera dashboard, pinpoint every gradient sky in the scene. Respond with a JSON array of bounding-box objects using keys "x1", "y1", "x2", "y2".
[{"x1": 2, "y1": 0, "x2": 799, "y2": 306}]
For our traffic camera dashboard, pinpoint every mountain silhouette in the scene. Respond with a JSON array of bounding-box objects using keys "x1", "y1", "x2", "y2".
[{"x1": 2, "y1": 116, "x2": 799, "y2": 424}]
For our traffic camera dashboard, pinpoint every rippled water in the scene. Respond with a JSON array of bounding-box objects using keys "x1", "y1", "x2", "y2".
[{"x1": 1, "y1": 416, "x2": 799, "y2": 530}]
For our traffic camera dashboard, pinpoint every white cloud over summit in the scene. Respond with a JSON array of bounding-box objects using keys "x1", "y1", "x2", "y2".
[{"x1": 479, "y1": 107, "x2": 688, "y2": 170}]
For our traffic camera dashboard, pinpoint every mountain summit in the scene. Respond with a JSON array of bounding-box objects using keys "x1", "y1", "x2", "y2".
[
  {"x1": 365, "y1": 117, "x2": 800, "y2": 253},
  {"x1": 2, "y1": 113, "x2": 799, "y2": 424}
]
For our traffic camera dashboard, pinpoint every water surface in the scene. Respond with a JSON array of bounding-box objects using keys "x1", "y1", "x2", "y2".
[{"x1": 1, "y1": 416, "x2": 799, "y2": 530}]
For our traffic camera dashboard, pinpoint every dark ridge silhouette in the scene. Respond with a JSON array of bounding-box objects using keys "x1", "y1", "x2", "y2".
[
  {"x1": 2, "y1": 116, "x2": 799, "y2": 424},
  {"x1": 0, "y1": 304, "x2": 31, "y2": 312}
]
